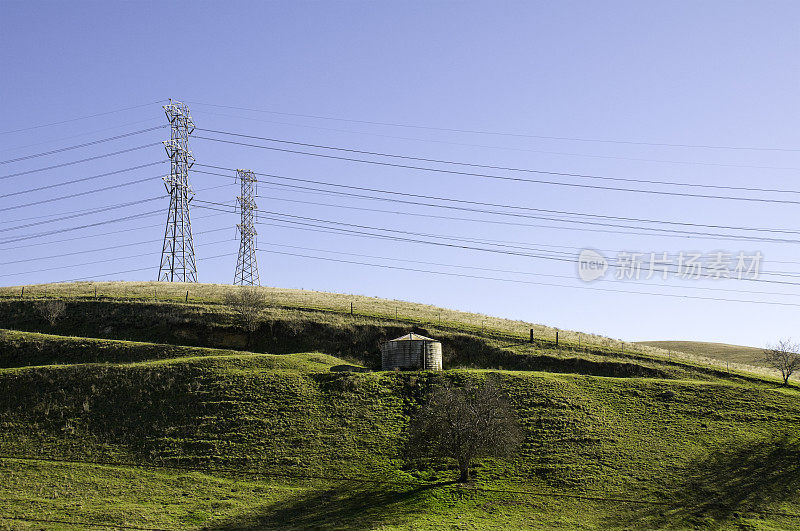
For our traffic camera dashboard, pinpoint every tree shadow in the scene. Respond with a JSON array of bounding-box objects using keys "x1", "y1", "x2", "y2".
[
  {"x1": 607, "y1": 435, "x2": 800, "y2": 528},
  {"x1": 203, "y1": 481, "x2": 451, "y2": 530},
  {"x1": 329, "y1": 365, "x2": 371, "y2": 373}
]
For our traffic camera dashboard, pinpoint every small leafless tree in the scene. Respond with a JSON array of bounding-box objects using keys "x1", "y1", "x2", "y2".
[
  {"x1": 224, "y1": 286, "x2": 267, "y2": 347},
  {"x1": 764, "y1": 339, "x2": 800, "y2": 386},
  {"x1": 36, "y1": 299, "x2": 66, "y2": 327},
  {"x1": 407, "y1": 377, "x2": 524, "y2": 483}
]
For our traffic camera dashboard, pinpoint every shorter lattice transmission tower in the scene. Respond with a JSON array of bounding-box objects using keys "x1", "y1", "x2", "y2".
[
  {"x1": 158, "y1": 99, "x2": 198, "y2": 283},
  {"x1": 234, "y1": 169, "x2": 260, "y2": 286}
]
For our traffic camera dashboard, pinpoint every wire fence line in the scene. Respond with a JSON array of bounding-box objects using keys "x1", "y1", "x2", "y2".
[{"x1": 0, "y1": 281, "x2": 701, "y2": 361}]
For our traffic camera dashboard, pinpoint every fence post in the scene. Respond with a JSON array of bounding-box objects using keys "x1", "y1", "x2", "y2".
[
  {"x1": 20, "y1": 286, "x2": 24, "y2": 297},
  {"x1": 185, "y1": 290, "x2": 189, "y2": 303},
  {"x1": 530, "y1": 328, "x2": 534, "y2": 343},
  {"x1": 555, "y1": 330, "x2": 559, "y2": 347},
  {"x1": 350, "y1": 302, "x2": 353, "y2": 315}
]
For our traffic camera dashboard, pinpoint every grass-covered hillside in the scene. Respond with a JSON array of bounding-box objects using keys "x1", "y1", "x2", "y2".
[
  {"x1": 0, "y1": 282, "x2": 798, "y2": 529},
  {"x1": 637, "y1": 340, "x2": 769, "y2": 369}
]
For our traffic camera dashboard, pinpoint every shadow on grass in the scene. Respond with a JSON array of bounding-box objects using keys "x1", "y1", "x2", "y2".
[
  {"x1": 607, "y1": 435, "x2": 800, "y2": 528},
  {"x1": 203, "y1": 481, "x2": 452, "y2": 530},
  {"x1": 329, "y1": 365, "x2": 371, "y2": 373}
]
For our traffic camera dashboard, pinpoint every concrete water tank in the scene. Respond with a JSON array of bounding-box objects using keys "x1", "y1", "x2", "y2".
[{"x1": 381, "y1": 333, "x2": 442, "y2": 371}]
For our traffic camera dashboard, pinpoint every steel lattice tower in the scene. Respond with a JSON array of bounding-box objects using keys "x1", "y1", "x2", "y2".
[
  {"x1": 234, "y1": 169, "x2": 260, "y2": 286},
  {"x1": 158, "y1": 100, "x2": 198, "y2": 283}
]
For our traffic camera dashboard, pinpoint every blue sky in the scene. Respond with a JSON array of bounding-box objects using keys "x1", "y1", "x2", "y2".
[{"x1": 2, "y1": 1, "x2": 800, "y2": 347}]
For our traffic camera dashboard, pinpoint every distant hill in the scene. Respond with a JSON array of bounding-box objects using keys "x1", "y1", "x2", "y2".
[{"x1": 636, "y1": 340, "x2": 768, "y2": 368}]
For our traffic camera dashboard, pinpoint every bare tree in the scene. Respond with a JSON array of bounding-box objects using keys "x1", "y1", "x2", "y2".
[
  {"x1": 764, "y1": 339, "x2": 800, "y2": 386},
  {"x1": 407, "y1": 377, "x2": 524, "y2": 483},
  {"x1": 36, "y1": 299, "x2": 66, "y2": 327},
  {"x1": 224, "y1": 286, "x2": 268, "y2": 347}
]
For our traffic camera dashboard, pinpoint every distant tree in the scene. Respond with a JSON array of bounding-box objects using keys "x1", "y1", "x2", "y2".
[
  {"x1": 764, "y1": 339, "x2": 800, "y2": 386},
  {"x1": 36, "y1": 299, "x2": 66, "y2": 327},
  {"x1": 407, "y1": 377, "x2": 524, "y2": 482},
  {"x1": 224, "y1": 286, "x2": 268, "y2": 347}
]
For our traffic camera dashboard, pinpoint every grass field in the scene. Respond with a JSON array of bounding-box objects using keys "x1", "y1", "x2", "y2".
[
  {"x1": 0, "y1": 281, "x2": 798, "y2": 529},
  {"x1": 637, "y1": 340, "x2": 769, "y2": 369}
]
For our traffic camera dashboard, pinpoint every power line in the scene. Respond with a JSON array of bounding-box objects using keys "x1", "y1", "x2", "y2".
[
  {"x1": 0, "y1": 180, "x2": 236, "y2": 245},
  {"x1": 0, "y1": 182, "x2": 234, "y2": 246},
  {"x1": 0, "y1": 126, "x2": 166, "y2": 165},
  {"x1": 0, "y1": 175, "x2": 163, "y2": 214},
  {"x1": 185, "y1": 100, "x2": 800, "y2": 152},
  {"x1": 0, "y1": 143, "x2": 162, "y2": 181},
  {"x1": 0, "y1": 99, "x2": 166, "y2": 135},
  {"x1": 257, "y1": 241, "x2": 800, "y2": 299},
  {"x1": 193, "y1": 201, "x2": 800, "y2": 285},
  {"x1": 249, "y1": 187, "x2": 800, "y2": 245},
  {"x1": 197, "y1": 200, "x2": 589, "y2": 262},
  {"x1": 250, "y1": 195, "x2": 760, "y2": 264},
  {"x1": 193, "y1": 136, "x2": 800, "y2": 205},
  {"x1": 0, "y1": 208, "x2": 164, "y2": 246},
  {"x1": 253, "y1": 209, "x2": 800, "y2": 284},
  {"x1": 194, "y1": 108, "x2": 800, "y2": 172},
  {"x1": 0, "y1": 197, "x2": 163, "y2": 234},
  {"x1": 0, "y1": 117, "x2": 163, "y2": 155},
  {"x1": 0, "y1": 161, "x2": 164, "y2": 200},
  {"x1": 193, "y1": 166, "x2": 800, "y2": 241},
  {"x1": 249, "y1": 178, "x2": 800, "y2": 245},
  {"x1": 0, "y1": 228, "x2": 231, "y2": 267},
  {"x1": 195, "y1": 200, "x2": 616, "y2": 260},
  {"x1": 254, "y1": 194, "x2": 800, "y2": 265},
  {"x1": 55, "y1": 251, "x2": 235, "y2": 283},
  {"x1": 250, "y1": 184, "x2": 782, "y2": 273},
  {"x1": 0, "y1": 237, "x2": 234, "y2": 279},
  {"x1": 3, "y1": 194, "x2": 794, "y2": 297},
  {"x1": 195, "y1": 127, "x2": 800, "y2": 195},
  {"x1": 252, "y1": 215, "x2": 800, "y2": 283},
  {"x1": 0, "y1": 211, "x2": 230, "y2": 250},
  {"x1": 258, "y1": 184, "x2": 800, "y2": 264},
  {"x1": 260, "y1": 248, "x2": 800, "y2": 308}
]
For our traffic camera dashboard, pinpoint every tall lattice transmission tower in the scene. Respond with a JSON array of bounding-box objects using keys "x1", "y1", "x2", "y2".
[
  {"x1": 158, "y1": 100, "x2": 198, "y2": 282},
  {"x1": 234, "y1": 169, "x2": 260, "y2": 286}
]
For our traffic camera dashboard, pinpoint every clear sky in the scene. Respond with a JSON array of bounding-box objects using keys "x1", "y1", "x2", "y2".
[{"x1": 2, "y1": 1, "x2": 800, "y2": 347}]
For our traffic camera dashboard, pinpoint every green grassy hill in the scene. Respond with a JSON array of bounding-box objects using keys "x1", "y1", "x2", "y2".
[
  {"x1": 637, "y1": 340, "x2": 768, "y2": 369},
  {"x1": 0, "y1": 282, "x2": 798, "y2": 529}
]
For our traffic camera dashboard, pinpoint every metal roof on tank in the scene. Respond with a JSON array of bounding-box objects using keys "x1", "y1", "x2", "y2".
[{"x1": 390, "y1": 333, "x2": 437, "y2": 342}]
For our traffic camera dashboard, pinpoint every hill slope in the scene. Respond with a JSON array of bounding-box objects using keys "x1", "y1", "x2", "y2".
[
  {"x1": 0, "y1": 282, "x2": 798, "y2": 529},
  {"x1": 637, "y1": 340, "x2": 768, "y2": 369}
]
